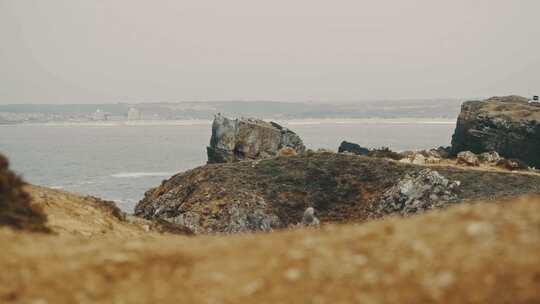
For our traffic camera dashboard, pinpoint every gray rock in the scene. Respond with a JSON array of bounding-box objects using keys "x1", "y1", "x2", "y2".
[
  {"x1": 457, "y1": 151, "x2": 480, "y2": 166},
  {"x1": 301, "y1": 207, "x2": 320, "y2": 228},
  {"x1": 207, "y1": 114, "x2": 306, "y2": 163},
  {"x1": 224, "y1": 200, "x2": 281, "y2": 233},
  {"x1": 479, "y1": 151, "x2": 502, "y2": 163},
  {"x1": 375, "y1": 169, "x2": 460, "y2": 216}
]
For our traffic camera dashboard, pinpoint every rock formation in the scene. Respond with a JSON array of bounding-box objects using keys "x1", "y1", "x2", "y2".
[
  {"x1": 338, "y1": 141, "x2": 369, "y2": 155},
  {"x1": 479, "y1": 151, "x2": 502, "y2": 163},
  {"x1": 301, "y1": 207, "x2": 320, "y2": 228},
  {"x1": 135, "y1": 153, "x2": 540, "y2": 234},
  {"x1": 374, "y1": 169, "x2": 460, "y2": 216},
  {"x1": 451, "y1": 95, "x2": 540, "y2": 167},
  {"x1": 207, "y1": 114, "x2": 306, "y2": 163},
  {"x1": 456, "y1": 151, "x2": 480, "y2": 166}
]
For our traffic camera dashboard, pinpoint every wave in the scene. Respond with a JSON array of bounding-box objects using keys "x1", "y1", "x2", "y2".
[{"x1": 111, "y1": 172, "x2": 175, "y2": 179}]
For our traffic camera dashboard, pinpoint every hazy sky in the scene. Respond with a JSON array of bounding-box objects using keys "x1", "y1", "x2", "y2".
[{"x1": 1, "y1": 0, "x2": 539, "y2": 104}]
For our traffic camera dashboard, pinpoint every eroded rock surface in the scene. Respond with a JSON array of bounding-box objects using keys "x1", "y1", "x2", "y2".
[
  {"x1": 207, "y1": 114, "x2": 305, "y2": 163},
  {"x1": 451, "y1": 95, "x2": 540, "y2": 167},
  {"x1": 136, "y1": 154, "x2": 540, "y2": 234},
  {"x1": 375, "y1": 169, "x2": 460, "y2": 216}
]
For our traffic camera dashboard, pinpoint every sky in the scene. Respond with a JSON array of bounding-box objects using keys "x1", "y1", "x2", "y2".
[{"x1": 0, "y1": 0, "x2": 539, "y2": 104}]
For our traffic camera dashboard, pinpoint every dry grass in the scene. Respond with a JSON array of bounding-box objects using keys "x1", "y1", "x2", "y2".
[{"x1": 1, "y1": 196, "x2": 539, "y2": 303}]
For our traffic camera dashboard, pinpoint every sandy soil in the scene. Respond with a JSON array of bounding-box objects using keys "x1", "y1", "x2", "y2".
[{"x1": 1, "y1": 196, "x2": 539, "y2": 303}]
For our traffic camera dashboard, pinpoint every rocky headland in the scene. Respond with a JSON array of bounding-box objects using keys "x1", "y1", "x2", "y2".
[
  {"x1": 135, "y1": 152, "x2": 540, "y2": 234},
  {"x1": 451, "y1": 95, "x2": 540, "y2": 167}
]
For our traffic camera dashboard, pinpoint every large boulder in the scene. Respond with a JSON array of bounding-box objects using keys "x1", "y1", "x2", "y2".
[
  {"x1": 457, "y1": 151, "x2": 480, "y2": 166},
  {"x1": 338, "y1": 141, "x2": 369, "y2": 155},
  {"x1": 207, "y1": 114, "x2": 306, "y2": 163},
  {"x1": 451, "y1": 95, "x2": 540, "y2": 167}
]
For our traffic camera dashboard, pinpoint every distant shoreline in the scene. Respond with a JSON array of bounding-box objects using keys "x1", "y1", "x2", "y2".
[{"x1": 0, "y1": 117, "x2": 457, "y2": 127}]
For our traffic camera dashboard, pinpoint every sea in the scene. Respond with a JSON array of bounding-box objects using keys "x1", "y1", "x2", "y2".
[{"x1": 0, "y1": 119, "x2": 456, "y2": 212}]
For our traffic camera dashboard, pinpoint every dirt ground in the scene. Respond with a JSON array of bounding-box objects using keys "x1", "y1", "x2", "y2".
[{"x1": 1, "y1": 196, "x2": 539, "y2": 303}]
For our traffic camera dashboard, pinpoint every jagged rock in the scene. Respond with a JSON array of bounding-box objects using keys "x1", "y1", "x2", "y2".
[
  {"x1": 457, "y1": 151, "x2": 480, "y2": 166},
  {"x1": 479, "y1": 151, "x2": 502, "y2": 163},
  {"x1": 301, "y1": 207, "x2": 320, "y2": 228},
  {"x1": 451, "y1": 95, "x2": 540, "y2": 167},
  {"x1": 375, "y1": 169, "x2": 460, "y2": 216},
  {"x1": 338, "y1": 141, "x2": 369, "y2": 155},
  {"x1": 207, "y1": 114, "x2": 306, "y2": 163}
]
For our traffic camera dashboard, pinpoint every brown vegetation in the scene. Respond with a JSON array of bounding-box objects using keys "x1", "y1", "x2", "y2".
[
  {"x1": 0, "y1": 154, "x2": 49, "y2": 233},
  {"x1": 1, "y1": 196, "x2": 539, "y2": 303}
]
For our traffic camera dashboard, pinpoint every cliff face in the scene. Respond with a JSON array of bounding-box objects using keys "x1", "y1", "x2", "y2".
[
  {"x1": 135, "y1": 153, "x2": 540, "y2": 234},
  {"x1": 207, "y1": 114, "x2": 305, "y2": 163},
  {"x1": 451, "y1": 96, "x2": 540, "y2": 167}
]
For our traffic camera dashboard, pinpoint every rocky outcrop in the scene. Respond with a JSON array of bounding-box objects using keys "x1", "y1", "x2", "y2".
[
  {"x1": 479, "y1": 151, "x2": 502, "y2": 163},
  {"x1": 374, "y1": 169, "x2": 460, "y2": 216},
  {"x1": 451, "y1": 95, "x2": 540, "y2": 167},
  {"x1": 457, "y1": 151, "x2": 480, "y2": 166},
  {"x1": 207, "y1": 114, "x2": 306, "y2": 163},
  {"x1": 338, "y1": 141, "x2": 369, "y2": 155},
  {"x1": 135, "y1": 153, "x2": 540, "y2": 234},
  {"x1": 0, "y1": 154, "x2": 49, "y2": 233}
]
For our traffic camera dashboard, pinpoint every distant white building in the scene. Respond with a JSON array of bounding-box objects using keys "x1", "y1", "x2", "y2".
[
  {"x1": 92, "y1": 108, "x2": 110, "y2": 121},
  {"x1": 127, "y1": 107, "x2": 142, "y2": 120}
]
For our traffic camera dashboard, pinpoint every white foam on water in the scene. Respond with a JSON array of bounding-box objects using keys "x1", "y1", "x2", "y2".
[{"x1": 111, "y1": 172, "x2": 175, "y2": 178}]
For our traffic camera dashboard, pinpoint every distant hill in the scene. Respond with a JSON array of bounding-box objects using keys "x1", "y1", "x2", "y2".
[{"x1": 0, "y1": 99, "x2": 463, "y2": 122}]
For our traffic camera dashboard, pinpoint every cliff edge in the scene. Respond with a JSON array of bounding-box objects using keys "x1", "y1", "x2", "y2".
[{"x1": 451, "y1": 95, "x2": 540, "y2": 167}]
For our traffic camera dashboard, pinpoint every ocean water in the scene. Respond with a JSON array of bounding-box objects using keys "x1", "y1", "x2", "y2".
[{"x1": 0, "y1": 120, "x2": 455, "y2": 212}]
